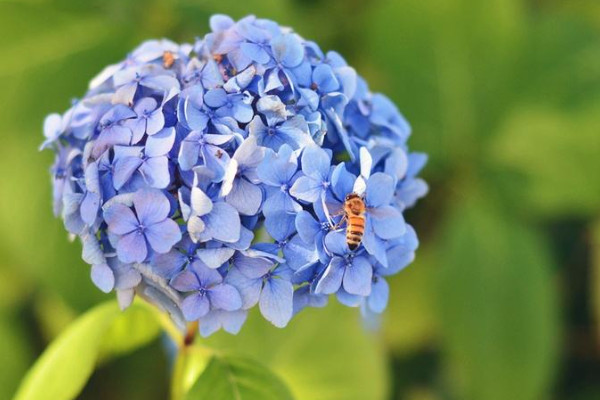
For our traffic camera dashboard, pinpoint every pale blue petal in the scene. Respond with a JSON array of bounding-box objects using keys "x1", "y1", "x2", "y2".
[
  {"x1": 182, "y1": 293, "x2": 210, "y2": 321},
  {"x1": 368, "y1": 277, "x2": 389, "y2": 313},
  {"x1": 370, "y1": 205, "x2": 406, "y2": 239},
  {"x1": 315, "y1": 258, "x2": 345, "y2": 294},
  {"x1": 366, "y1": 173, "x2": 395, "y2": 208},
  {"x1": 203, "y1": 202, "x2": 241, "y2": 243},
  {"x1": 134, "y1": 188, "x2": 170, "y2": 226},
  {"x1": 343, "y1": 256, "x2": 372, "y2": 296},
  {"x1": 117, "y1": 231, "x2": 147, "y2": 263},
  {"x1": 145, "y1": 219, "x2": 181, "y2": 254},
  {"x1": 259, "y1": 278, "x2": 294, "y2": 327},
  {"x1": 209, "y1": 284, "x2": 242, "y2": 311}
]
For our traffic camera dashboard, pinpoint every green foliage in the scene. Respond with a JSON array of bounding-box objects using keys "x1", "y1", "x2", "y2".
[
  {"x1": 490, "y1": 104, "x2": 600, "y2": 217},
  {"x1": 184, "y1": 355, "x2": 294, "y2": 400},
  {"x1": 203, "y1": 303, "x2": 388, "y2": 400},
  {"x1": 435, "y1": 196, "x2": 559, "y2": 400},
  {"x1": 13, "y1": 301, "x2": 161, "y2": 400},
  {"x1": 1, "y1": 0, "x2": 598, "y2": 398}
]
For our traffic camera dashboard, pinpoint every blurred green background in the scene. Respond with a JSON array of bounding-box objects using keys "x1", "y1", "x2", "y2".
[{"x1": 1, "y1": 0, "x2": 599, "y2": 399}]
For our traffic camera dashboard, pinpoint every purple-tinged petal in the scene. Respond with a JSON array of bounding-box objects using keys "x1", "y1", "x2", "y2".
[
  {"x1": 203, "y1": 202, "x2": 241, "y2": 243},
  {"x1": 104, "y1": 204, "x2": 138, "y2": 235},
  {"x1": 225, "y1": 267, "x2": 262, "y2": 309},
  {"x1": 198, "y1": 310, "x2": 247, "y2": 337},
  {"x1": 259, "y1": 278, "x2": 294, "y2": 328},
  {"x1": 113, "y1": 156, "x2": 143, "y2": 190},
  {"x1": 182, "y1": 293, "x2": 210, "y2": 321},
  {"x1": 145, "y1": 127, "x2": 175, "y2": 157},
  {"x1": 209, "y1": 284, "x2": 242, "y2": 311},
  {"x1": 116, "y1": 231, "x2": 148, "y2": 263},
  {"x1": 133, "y1": 189, "x2": 170, "y2": 226},
  {"x1": 145, "y1": 219, "x2": 181, "y2": 254},
  {"x1": 196, "y1": 247, "x2": 235, "y2": 269},
  {"x1": 170, "y1": 269, "x2": 200, "y2": 292},
  {"x1": 91, "y1": 263, "x2": 115, "y2": 293},
  {"x1": 139, "y1": 156, "x2": 170, "y2": 189},
  {"x1": 226, "y1": 178, "x2": 263, "y2": 216}
]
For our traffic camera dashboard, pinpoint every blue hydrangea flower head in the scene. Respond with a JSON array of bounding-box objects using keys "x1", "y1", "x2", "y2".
[{"x1": 42, "y1": 14, "x2": 428, "y2": 336}]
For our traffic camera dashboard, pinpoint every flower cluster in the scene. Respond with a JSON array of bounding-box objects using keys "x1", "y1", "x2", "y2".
[{"x1": 42, "y1": 14, "x2": 428, "y2": 336}]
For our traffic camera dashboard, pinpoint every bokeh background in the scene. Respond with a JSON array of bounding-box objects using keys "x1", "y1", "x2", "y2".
[{"x1": 1, "y1": 0, "x2": 599, "y2": 399}]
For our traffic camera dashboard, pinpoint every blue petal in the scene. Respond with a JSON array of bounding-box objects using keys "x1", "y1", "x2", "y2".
[
  {"x1": 282, "y1": 234, "x2": 318, "y2": 271},
  {"x1": 226, "y1": 178, "x2": 263, "y2": 216},
  {"x1": 271, "y1": 33, "x2": 304, "y2": 68},
  {"x1": 370, "y1": 205, "x2": 406, "y2": 239},
  {"x1": 368, "y1": 277, "x2": 389, "y2": 313},
  {"x1": 343, "y1": 256, "x2": 372, "y2": 296},
  {"x1": 289, "y1": 175, "x2": 321, "y2": 203},
  {"x1": 198, "y1": 309, "x2": 247, "y2": 337},
  {"x1": 170, "y1": 269, "x2": 200, "y2": 292},
  {"x1": 203, "y1": 202, "x2": 241, "y2": 243},
  {"x1": 315, "y1": 257, "x2": 345, "y2": 294},
  {"x1": 259, "y1": 278, "x2": 294, "y2": 327},
  {"x1": 240, "y1": 42, "x2": 271, "y2": 64},
  {"x1": 209, "y1": 284, "x2": 242, "y2": 311},
  {"x1": 91, "y1": 263, "x2": 115, "y2": 293},
  {"x1": 134, "y1": 188, "x2": 170, "y2": 226},
  {"x1": 301, "y1": 144, "x2": 330, "y2": 181},
  {"x1": 264, "y1": 211, "x2": 296, "y2": 242},
  {"x1": 365, "y1": 173, "x2": 395, "y2": 208},
  {"x1": 139, "y1": 156, "x2": 170, "y2": 189},
  {"x1": 204, "y1": 88, "x2": 228, "y2": 108},
  {"x1": 196, "y1": 247, "x2": 236, "y2": 268},
  {"x1": 225, "y1": 267, "x2": 262, "y2": 309},
  {"x1": 182, "y1": 292, "x2": 210, "y2": 321},
  {"x1": 324, "y1": 231, "x2": 349, "y2": 256},
  {"x1": 116, "y1": 231, "x2": 148, "y2": 263},
  {"x1": 312, "y1": 64, "x2": 339, "y2": 93},
  {"x1": 295, "y1": 210, "x2": 321, "y2": 244},
  {"x1": 362, "y1": 218, "x2": 388, "y2": 268},
  {"x1": 104, "y1": 204, "x2": 137, "y2": 235},
  {"x1": 145, "y1": 127, "x2": 175, "y2": 157},
  {"x1": 145, "y1": 219, "x2": 181, "y2": 254}
]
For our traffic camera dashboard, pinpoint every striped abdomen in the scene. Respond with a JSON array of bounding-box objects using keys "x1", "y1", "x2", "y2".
[{"x1": 346, "y1": 213, "x2": 365, "y2": 250}]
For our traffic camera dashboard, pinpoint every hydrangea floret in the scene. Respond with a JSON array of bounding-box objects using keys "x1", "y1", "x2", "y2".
[{"x1": 42, "y1": 14, "x2": 428, "y2": 336}]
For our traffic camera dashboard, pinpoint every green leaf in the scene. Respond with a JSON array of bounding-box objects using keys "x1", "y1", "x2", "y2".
[
  {"x1": 14, "y1": 300, "x2": 162, "y2": 400},
  {"x1": 435, "y1": 196, "x2": 560, "y2": 400},
  {"x1": 489, "y1": 104, "x2": 600, "y2": 217},
  {"x1": 185, "y1": 354, "x2": 294, "y2": 400},
  {"x1": 203, "y1": 302, "x2": 388, "y2": 400}
]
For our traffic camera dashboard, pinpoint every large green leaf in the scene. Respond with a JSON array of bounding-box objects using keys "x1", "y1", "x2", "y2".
[
  {"x1": 203, "y1": 302, "x2": 388, "y2": 400},
  {"x1": 184, "y1": 354, "x2": 294, "y2": 400},
  {"x1": 490, "y1": 104, "x2": 600, "y2": 217},
  {"x1": 13, "y1": 301, "x2": 161, "y2": 400},
  {"x1": 435, "y1": 197, "x2": 559, "y2": 400}
]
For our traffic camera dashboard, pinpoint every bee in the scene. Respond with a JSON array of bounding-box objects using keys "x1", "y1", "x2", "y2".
[
  {"x1": 328, "y1": 147, "x2": 372, "y2": 251},
  {"x1": 162, "y1": 51, "x2": 175, "y2": 69},
  {"x1": 342, "y1": 193, "x2": 367, "y2": 250}
]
